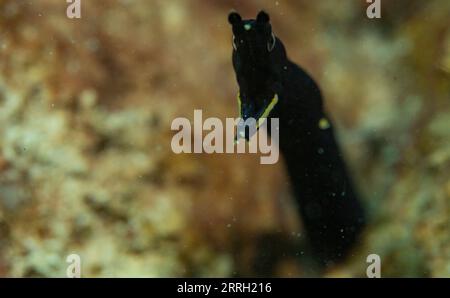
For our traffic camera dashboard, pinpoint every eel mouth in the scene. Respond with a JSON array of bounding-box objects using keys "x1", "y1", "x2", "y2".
[{"x1": 236, "y1": 93, "x2": 279, "y2": 141}]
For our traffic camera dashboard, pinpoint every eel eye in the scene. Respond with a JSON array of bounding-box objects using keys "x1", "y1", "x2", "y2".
[
  {"x1": 232, "y1": 35, "x2": 238, "y2": 51},
  {"x1": 267, "y1": 32, "x2": 276, "y2": 52}
]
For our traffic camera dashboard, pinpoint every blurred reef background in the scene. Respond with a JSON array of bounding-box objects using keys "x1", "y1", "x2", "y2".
[{"x1": 0, "y1": 0, "x2": 449, "y2": 277}]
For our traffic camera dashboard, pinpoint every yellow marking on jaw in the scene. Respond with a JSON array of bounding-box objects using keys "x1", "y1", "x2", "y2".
[
  {"x1": 236, "y1": 93, "x2": 279, "y2": 144},
  {"x1": 237, "y1": 93, "x2": 279, "y2": 125},
  {"x1": 257, "y1": 94, "x2": 279, "y2": 129},
  {"x1": 238, "y1": 91, "x2": 242, "y2": 118}
]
